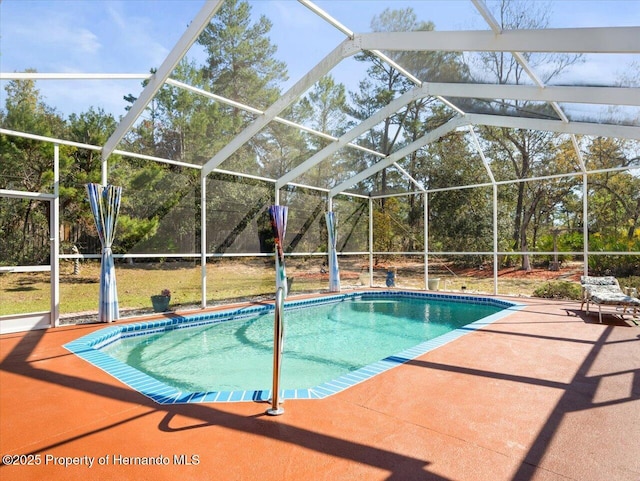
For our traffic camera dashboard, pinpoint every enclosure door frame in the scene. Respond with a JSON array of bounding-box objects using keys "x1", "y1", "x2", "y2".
[{"x1": 0, "y1": 145, "x2": 60, "y2": 333}]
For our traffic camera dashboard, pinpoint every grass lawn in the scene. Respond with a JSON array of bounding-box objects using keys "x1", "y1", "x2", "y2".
[
  {"x1": 4, "y1": 255, "x2": 637, "y2": 321},
  {"x1": 0, "y1": 259, "x2": 330, "y2": 317},
  {"x1": 1, "y1": 257, "x2": 575, "y2": 318}
]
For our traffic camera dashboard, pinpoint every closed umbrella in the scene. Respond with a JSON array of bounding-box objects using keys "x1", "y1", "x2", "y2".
[
  {"x1": 86, "y1": 183, "x2": 122, "y2": 322},
  {"x1": 325, "y1": 211, "x2": 341, "y2": 292},
  {"x1": 268, "y1": 205, "x2": 288, "y2": 297}
]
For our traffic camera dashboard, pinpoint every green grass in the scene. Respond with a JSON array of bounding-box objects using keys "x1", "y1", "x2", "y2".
[
  {"x1": 0, "y1": 259, "x2": 328, "y2": 317},
  {"x1": 2, "y1": 258, "x2": 599, "y2": 318}
]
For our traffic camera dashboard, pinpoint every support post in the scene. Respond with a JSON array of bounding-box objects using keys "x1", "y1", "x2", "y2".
[
  {"x1": 266, "y1": 286, "x2": 285, "y2": 416},
  {"x1": 368, "y1": 197, "x2": 374, "y2": 287},
  {"x1": 201, "y1": 176, "x2": 207, "y2": 308},
  {"x1": 583, "y1": 173, "x2": 588, "y2": 276},
  {"x1": 51, "y1": 144, "x2": 60, "y2": 327},
  {"x1": 493, "y1": 184, "x2": 498, "y2": 295},
  {"x1": 424, "y1": 192, "x2": 428, "y2": 290},
  {"x1": 101, "y1": 156, "x2": 107, "y2": 186}
]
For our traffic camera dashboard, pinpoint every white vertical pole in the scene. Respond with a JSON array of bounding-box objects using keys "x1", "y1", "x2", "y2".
[
  {"x1": 328, "y1": 194, "x2": 333, "y2": 289},
  {"x1": 51, "y1": 144, "x2": 60, "y2": 327},
  {"x1": 493, "y1": 184, "x2": 498, "y2": 295},
  {"x1": 424, "y1": 192, "x2": 428, "y2": 290},
  {"x1": 201, "y1": 176, "x2": 207, "y2": 308},
  {"x1": 368, "y1": 197, "x2": 374, "y2": 287},
  {"x1": 266, "y1": 286, "x2": 285, "y2": 416},
  {"x1": 101, "y1": 157, "x2": 107, "y2": 186},
  {"x1": 583, "y1": 173, "x2": 588, "y2": 277}
]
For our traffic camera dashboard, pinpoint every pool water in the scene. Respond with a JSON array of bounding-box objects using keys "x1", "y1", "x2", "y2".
[{"x1": 101, "y1": 295, "x2": 503, "y2": 392}]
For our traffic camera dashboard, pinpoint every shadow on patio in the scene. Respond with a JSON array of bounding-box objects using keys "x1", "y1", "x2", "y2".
[{"x1": 1, "y1": 299, "x2": 638, "y2": 481}]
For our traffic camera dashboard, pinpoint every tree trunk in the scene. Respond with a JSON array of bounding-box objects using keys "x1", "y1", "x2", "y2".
[
  {"x1": 520, "y1": 228, "x2": 531, "y2": 271},
  {"x1": 513, "y1": 181, "x2": 525, "y2": 249},
  {"x1": 627, "y1": 197, "x2": 640, "y2": 240}
]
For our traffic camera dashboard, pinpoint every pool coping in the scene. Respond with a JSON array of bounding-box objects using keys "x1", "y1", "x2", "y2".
[{"x1": 64, "y1": 291, "x2": 524, "y2": 404}]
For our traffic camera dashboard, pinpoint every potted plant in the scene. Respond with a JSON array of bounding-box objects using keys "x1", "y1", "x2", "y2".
[{"x1": 151, "y1": 288, "x2": 171, "y2": 312}]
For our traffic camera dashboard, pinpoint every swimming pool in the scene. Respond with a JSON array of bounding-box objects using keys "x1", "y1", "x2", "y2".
[{"x1": 65, "y1": 291, "x2": 522, "y2": 404}]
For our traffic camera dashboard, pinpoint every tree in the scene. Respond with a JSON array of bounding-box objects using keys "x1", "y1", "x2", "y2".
[
  {"x1": 0, "y1": 76, "x2": 65, "y2": 264},
  {"x1": 198, "y1": 0, "x2": 288, "y2": 175},
  {"x1": 586, "y1": 137, "x2": 640, "y2": 240},
  {"x1": 59, "y1": 108, "x2": 118, "y2": 251},
  {"x1": 426, "y1": 130, "x2": 494, "y2": 258},
  {"x1": 117, "y1": 1, "x2": 293, "y2": 255},
  {"x1": 292, "y1": 75, "x2": 349, "y2": 189},
  {"x1": 472, "y1": 0, "x2": 583, "y2": 270},
  {"x1": 196, "y1": 0, "x2": 293, "y2": 254},
  {"x1": 347, "y1": 7, "x2": 469, "y2": 254}
]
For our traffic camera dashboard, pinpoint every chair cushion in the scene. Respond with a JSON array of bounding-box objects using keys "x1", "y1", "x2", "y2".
[
  {"x1": 589, "y1": 292, "x2": 640, "y2": 306},
  {"x1": 580, "y1": 276, "x2": 618, "y2": 286},
  {"x1": 584, "y1": 285, "x2": 623, "y2": 296}
]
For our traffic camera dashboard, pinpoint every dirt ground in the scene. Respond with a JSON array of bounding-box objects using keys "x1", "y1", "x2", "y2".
[{"x1": 291, "y1": 257, "x2": 584, "y2": 283}]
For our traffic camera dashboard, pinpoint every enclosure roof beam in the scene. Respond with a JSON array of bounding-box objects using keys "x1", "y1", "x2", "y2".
[
  {"x1": 472, "y1": 0, "x2": 580, "y2": 174},
  {"x1": 166, "y1": 78, "x2": 384, "y2": 159},
  {"x1": 466, "y1": 113, "x2": 640, "y2": 140},
  {"x1": 271, "y1": 76, "x2": 613, "y2": 193},
  {"x1": 275, "y1": 86, "x2": 427, "y2": 188},
  {"x1": 471, "y1": 0, "x2": 545, "y2": 86},
  {"x1": 471, "y1": 0, "x2": 502, "y2": 32},
  {"x1": 370, "y1": 49, "x2": 423, "y2": 86},
  {"x1": 330, "y1": 116, "x2": 469, "y2": 197},
  {"x1": 330, "y1": 112, "x2": 640, "y2": 197},
  {"x1": 571, "y1": 135, "x2": 587, "y2": 173},
  {"x1": 0, "y1": 189, "x2": 55, "y2": 200},
  {"x1": 201, "y1": 38, "x2": 360, "y2": 177},
  {"x1": 8, "y1": 70, "x2": 632, "y2": 108},
  {"x1": 298, "y1": 0, "x2": 354, "y2": 38},
  {"x1": 0, "y1": 72, "x2": 151, "y2": 80},
  {"x1": 299, "y1": 0, "x2": 422, "y2": 87},
  {"x1": 101, "y1": 1, "x2": 223, "y2": 162},
  {"x1": 355, "y1": 27, "x2": 640, "y2": 54},
  {"x1": 392, "y1": 162, "x2": 426, "y2": 191},
  {"x1": 373, "y1": 162, "x2": 639, "y2": 198},
  {"x1": 300, "y1": 1, "x2": 468, "y2": 128},
  {"x1": 0, "y1": 128, "x2": 101, "y2": 151},
  {"x1": 425, "y1": 83, "x2": 640, "y2": 107},
  {"x1": 436, "y1": 96, "x2": 467, "y2": 115},
  {"x1": 467, "y1": 126, "x2": 496, "y2": 184}
]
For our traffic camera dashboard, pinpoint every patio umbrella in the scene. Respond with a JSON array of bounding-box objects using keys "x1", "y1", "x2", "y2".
[
  {"x1": 269, "y1": 205, "x2": 288, "y2": 297},
  {"x1": 86, "y1": 183, "x2": 122, "y2": 322},
  {"x1": 325, "y1": 211, "x2": 341, "y2": 292}
]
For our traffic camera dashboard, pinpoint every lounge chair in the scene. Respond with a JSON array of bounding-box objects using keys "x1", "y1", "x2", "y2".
[{"x1": 580, "y1": 276, "x2": 640, "y2": 323}]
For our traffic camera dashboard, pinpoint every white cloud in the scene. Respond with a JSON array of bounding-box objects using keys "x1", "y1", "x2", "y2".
[
  {"x1": 2, "y1": 4, "x2": 102, "y2": 72},
  {"x1": 105, "y1": 1, "x2": 128, "y2": 30},
  {"x1": 68, "y1": 28, "x2": 102, "y2": 55},
  {"x1": 103, "y1": 2, "x2": 174, "y2": 70}
]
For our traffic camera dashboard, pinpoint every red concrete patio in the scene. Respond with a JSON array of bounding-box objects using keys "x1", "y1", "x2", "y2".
[{"x1": 1, "y1": 296, "x2": 638, "y2": 481}]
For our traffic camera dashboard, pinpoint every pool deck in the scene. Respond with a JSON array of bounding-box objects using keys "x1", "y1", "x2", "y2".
[{"x1": 1, "y1": 295, "x2": 638, "y2": 481}]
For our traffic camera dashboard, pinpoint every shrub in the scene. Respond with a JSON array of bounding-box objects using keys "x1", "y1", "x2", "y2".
[
  {"x1": 618, "y1": 276, "x2": 640, "y2": 292},
  {"x1": 532, "y1": 281, "x2": 582, "y2": 300},
  {"x1": 588, "y1": 233, "x2": 640, "y2": 276}
]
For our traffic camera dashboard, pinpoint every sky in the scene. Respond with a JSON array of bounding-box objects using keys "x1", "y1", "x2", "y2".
[{"x1": 1, "y1": 0, "x2": 638, "y2": 121}]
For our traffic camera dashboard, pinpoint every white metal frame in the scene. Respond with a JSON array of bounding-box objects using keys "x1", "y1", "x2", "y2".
[
  {"x1": 0, "y1": 158, "x2": 59, "y2": 333},
  {"x1": 1, "y1": 0, "x2": 639, "y2": 329}
]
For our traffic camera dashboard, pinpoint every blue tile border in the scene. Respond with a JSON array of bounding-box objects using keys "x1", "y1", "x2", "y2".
[{"x1": 64, "y1": 291, "x2": 524, "y2": 405}]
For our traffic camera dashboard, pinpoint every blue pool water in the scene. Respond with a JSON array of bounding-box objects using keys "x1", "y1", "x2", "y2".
[{"x1": 65, "y1": 291, "x2": 521, "y2": 404}]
